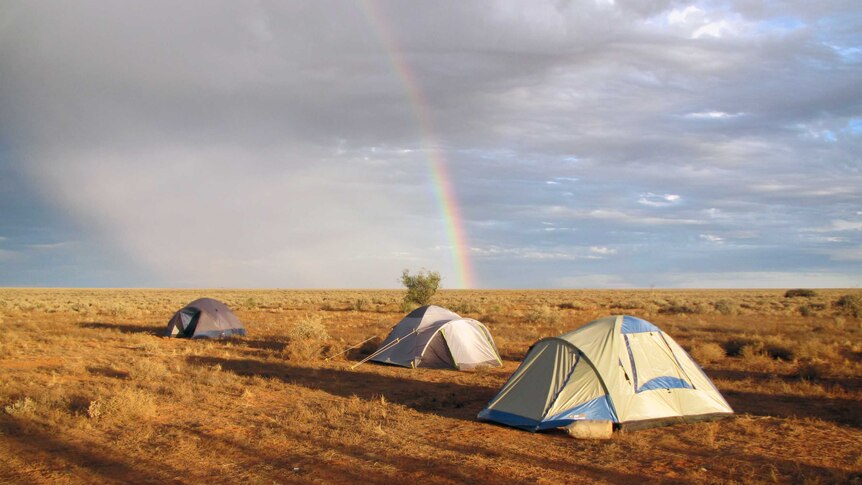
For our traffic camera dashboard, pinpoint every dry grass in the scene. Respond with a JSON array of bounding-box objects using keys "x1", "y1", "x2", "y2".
[{"x1": 0, "y1": 288, "x2": 860, "y2": 484}]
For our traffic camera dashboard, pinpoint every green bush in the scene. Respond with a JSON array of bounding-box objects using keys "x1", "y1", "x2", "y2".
[
  {"x1": 785, "y1": 289, "x2": 817, "y2": 298},
  {"x1": 400, "y1": 269, "x2": 441, "y2": 307}
]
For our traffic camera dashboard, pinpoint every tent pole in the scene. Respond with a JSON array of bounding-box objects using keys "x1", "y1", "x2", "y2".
[
  {"x1": 324, "y1": 335, "x2": 377, "y2": 362},
  {"x1": 350, "y1": 328, "x2": 418, "y2": 370}
]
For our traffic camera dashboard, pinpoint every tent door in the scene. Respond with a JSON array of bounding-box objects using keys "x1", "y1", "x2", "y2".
[
  {"x1": 419, "y1": 330, "x2": 456, "y2": 368},
  {"x1": 180, "y1": 309, "x2": 201, "y2": 337}
]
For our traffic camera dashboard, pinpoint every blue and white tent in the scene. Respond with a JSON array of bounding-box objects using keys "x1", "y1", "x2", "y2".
[{"x1": 478, "y1": 315, "x2": 732, "y2": 431}]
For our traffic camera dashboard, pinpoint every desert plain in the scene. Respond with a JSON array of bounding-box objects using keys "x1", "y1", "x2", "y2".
[{"x1": 0, "y1": 288, "x2": 860, "y2": 484}]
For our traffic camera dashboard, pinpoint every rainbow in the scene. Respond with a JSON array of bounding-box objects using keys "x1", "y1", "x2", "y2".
[{"x1": 359, "y1": 0, "x2": 476, "y2": 289}]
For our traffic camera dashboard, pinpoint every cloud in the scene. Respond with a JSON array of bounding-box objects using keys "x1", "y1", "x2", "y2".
[
  {"x1": 805, "y1": 220, "x2": 862, "y2": 233},
  {"x1": 699, "y1": 234, "x2": 724, "y2": 243},
  {"x1": 825, "y1": 247, "x2": 862, "y2": 262},
  {"x1": 684, "y1": 111, "x2": 745, "y2": 119},
  {"x1": 637, "y1": 193, "x2": 681, "y2": 207},
  {"x1": 26, "y1": 242, "x2": 73, "y2": 250},
  {"x1": 1, "y1": 0, "x2": 860, "y2": 288}
]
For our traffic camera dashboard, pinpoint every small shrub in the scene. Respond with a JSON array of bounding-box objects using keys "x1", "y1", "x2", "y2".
[
  {"x1": 525, "y1": 305, "x2": 559, "y2": 325},
  {"x1": 320, "y1": 302, "x2": 339, "y2": 311},
  {"x1": 796, "y1": 361, "x2": 826, "y2": 380},
  {"x1": 288, "y1": 314, "x2": 329, "y2": 341},
  {"x1": 659, "y1": 302, "x2": 706, "y2": 315},
  {"x1": 734, "y1": 338, "x2": 794, "y2": 361},
  {"x1": 765, "y1": 342, "x2": 794, "y2": 361},
  {"x1": 723, "y1": 337, "x2": 756, "y2": 357},
  {"x1": 610, "y1": 300, "x2": 641, "y2": 310},
  {"x1": 128, "y1": 359, "x2": 168, "y2": 382},
  {"x1": 400, "y1": 269, "x2": 441, "y2": 307},
  {"x1": 558, "y1": 302, "x2": 587, "y2": 310},
  {"x1": 449, "y1": 299, "x2": 481, "y2": 315},
  {"x1": 690, "y1": 342, "x2": 725, "y2": 364},
  {"x1": 713, "y1": 300, "x2": 737, "y2": 316},
  {"x1": 358, "y1": 298, "x2": 373, "y2": 312},
  {"x1": 834, "y1": 293, "x2": 862, "y2": 318},
  {"x1": 785, "y1": 289, "x2": 817, "y2": 298},
  {"x1": 87, "y1": 399, "x2": 104, "y2": 419},
  {"x1": 4, "y1": 396, "x2": 35, "y2": 416},
  {"x1": 286, "y1": 314, "x2": 330, "y2": 360},
  {"x1": 89, "y1": 389, "x2": 157, "y2": 421}
]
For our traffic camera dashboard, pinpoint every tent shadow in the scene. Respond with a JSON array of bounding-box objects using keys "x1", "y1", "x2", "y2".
[
  {"x1": 232, "y1": 339, "x2": 288, "y2": 352},
  {"x1": 79, "y1": 322, "x2": 163, "y2": 336},
  {"x1": 178, "y1": 424, "x2": 518, "y2": 483},
  {"x1": 710, "y1": 368, "x2": 862, "y2": 392},
  {"x1": 187, "y1": 356, "x2": 498, "y2": 422},
  {"x1": 0, "y1": 416, "x2": 184, "y2": 483},
  {"x1": 723, "y1": 389, "x2": 861, "y2": 428}
]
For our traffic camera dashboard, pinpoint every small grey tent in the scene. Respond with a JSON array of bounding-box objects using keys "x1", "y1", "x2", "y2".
[
  {"x1": 369, "y1": 305, "x2": 502, "y2": 370},
  {"x1": 165, "y1": 298, "x2": 246, "y2": 339},
  {"x1": 478, "y1": 315, "x2": 732, "y2": 431}
]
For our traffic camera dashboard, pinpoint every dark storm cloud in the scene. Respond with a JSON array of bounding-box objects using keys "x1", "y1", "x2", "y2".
[{"x1": 0, "y1": 0, "x2": 859, "y2": 287}]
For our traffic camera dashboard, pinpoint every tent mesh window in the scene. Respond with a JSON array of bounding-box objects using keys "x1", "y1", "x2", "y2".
[
  {"x1": 180, "y1": 309, "x2": 201, "y2": 337},
  {"x1": 624, "y1": 332, "x2": 693, "y2": 393}
]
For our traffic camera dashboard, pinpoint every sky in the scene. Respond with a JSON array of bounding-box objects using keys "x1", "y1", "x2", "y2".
[{"x1": 1, "y1": 0, "x2": 861, "y2": 289}]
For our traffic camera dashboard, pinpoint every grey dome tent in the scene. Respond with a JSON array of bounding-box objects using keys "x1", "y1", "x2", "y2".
[
  {"x1": 478, "y1": 315, "x2": 732, "y2": 431},
  {"x1": 368, "y1": 305, "x2": 502, "y2": 370},
  {"x1": 165, "y1": 298, "x2": 246, "y2": 339}
]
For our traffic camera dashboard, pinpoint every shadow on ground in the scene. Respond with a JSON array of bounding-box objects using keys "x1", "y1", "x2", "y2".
[
  {"x1": 187, "y1": 355, "x2": 496, "y2": 421},
  {"x1": 80, "y1": 322, "x2": 163, "y2": 336},
  {"x1": 723, "y1": 390, "x2": 861, "y2": 428},
  {"x1": 0, "y1": 416, "x2": 184, "y2": 484}
]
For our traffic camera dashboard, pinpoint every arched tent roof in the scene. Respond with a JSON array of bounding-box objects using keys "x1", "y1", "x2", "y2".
[
  {"x1": 478, "y1": 315, "x2": 731, "y2": 431},
  {"x1": 165, "y1": 298, "x2": 246, "y2": 339},
  {"x1": 370, "y1": 305, "x2": 501, "y2": 370}
]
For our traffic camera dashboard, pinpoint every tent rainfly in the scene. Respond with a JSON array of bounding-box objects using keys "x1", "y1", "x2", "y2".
[
  {"x1": 165, "y1": 298, "x2": 247, "y2": 339},
  {"x1": 369, "y1": 305, "x2": 502, "y2": 370},
  {"x1": 478, "y1": 315, "x2": 732, "y2": 431}
]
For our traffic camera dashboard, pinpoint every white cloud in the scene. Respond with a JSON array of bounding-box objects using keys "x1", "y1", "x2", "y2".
[
  {"x1": 636, "y1": 193, "x2": 681, "y2": 207},
  {"x1": 554, "y1": 274, "x2": 633, "y2": 288},
  {"x1": 805, "y1": 220, "x2": 862, "y2": 233},
  {"x1": 684, "y1": 111, "x2": 744, "y2": 119},
  {"x1": 825, "y1": 247, "x2": 862, "y2": 262},
  {"x1": 699, "y1": 234, "x2": 724, "y2": 243},
  {"x1": 26, "y1": 242, "x2": 73, "y2": 250},
  {"x1": 658, "y1": 271, "x2": 862, "y2": 288},
  {"x1": 692, "y1": 20, "x2": 735, "y2": 39},
  {"x1": 543, "y1": 208, "x2": 702, "y2": 225},
  {"x1": 471, "y1": 245, "x2": 580, "y2": 261},
  {"x1": 667, "y1": 6, "x2": 703, "y2": 26},
  {"x1": 590, "y1": 246, "x2": 616, "y2": 255}
]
